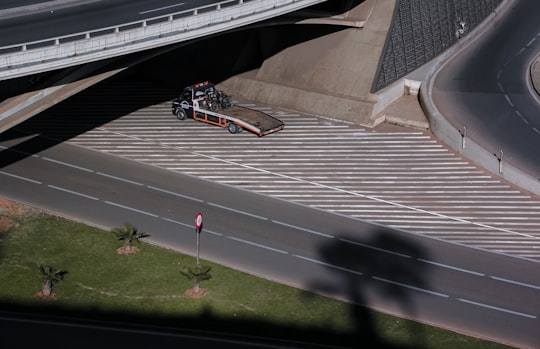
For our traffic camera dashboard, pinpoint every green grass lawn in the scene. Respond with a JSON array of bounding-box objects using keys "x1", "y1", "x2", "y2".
[{"x1": 0, "y1": 202, "x2": 514, "y2": 349}]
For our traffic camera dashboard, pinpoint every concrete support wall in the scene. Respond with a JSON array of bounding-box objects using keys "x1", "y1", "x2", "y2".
[
  {"x1": 373, "y1": 0, "x2": 502, "y2": 92},
  {"x1": 220, "y1": 0, "x2": 396, "y2": 125},
  {"x1": 220, "y1": 0, "x2": 502, "y2": 126}
]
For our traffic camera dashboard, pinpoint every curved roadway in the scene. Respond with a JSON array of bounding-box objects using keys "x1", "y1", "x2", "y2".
[
  {"x1": 431, "y1": 0, "x2": 540, "y2": 181},
  {"x1": 1, "y1": 1, "x2": 540, "y2": 349}
]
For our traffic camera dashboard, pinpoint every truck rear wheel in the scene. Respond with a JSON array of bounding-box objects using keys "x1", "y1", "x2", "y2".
[
  {"x1": 176, "y1": 108, "x2": 187, "y2": 120},
  {"x1": 227, "y1": 123, "x2": 242, "y2": 134}
]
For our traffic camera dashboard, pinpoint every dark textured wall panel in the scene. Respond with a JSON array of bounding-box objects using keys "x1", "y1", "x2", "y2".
[{"x1": 371, "y1": 0, "x2": 502, "y2": 92}]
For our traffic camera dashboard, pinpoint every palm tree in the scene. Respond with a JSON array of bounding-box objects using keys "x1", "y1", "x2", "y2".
[
  {"x1": 180, "y1": 264, "x2": 212, "y2": 296},
  {"x1": 38, "y1": 264, "x2": 67, "y2": 299},
  {"x1": 112, "y1": 223, "x2": 149, "y2": 253}
]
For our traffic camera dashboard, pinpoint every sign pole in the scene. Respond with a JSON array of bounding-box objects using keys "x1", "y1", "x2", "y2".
[
  {"x1": 196, "y1": 231, "x2": 200, "y2": 266},
  {"x1": 195, "y1": 212, "x2": 203, "y2": 266}
]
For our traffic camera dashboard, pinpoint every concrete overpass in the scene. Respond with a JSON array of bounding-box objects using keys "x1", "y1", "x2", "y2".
[
  {"x1": 0, "y1": 0, "x2": 330, "y2": 133},
  {"x1": 0, "y1": 0, "x2": 503, "y2": 135}
]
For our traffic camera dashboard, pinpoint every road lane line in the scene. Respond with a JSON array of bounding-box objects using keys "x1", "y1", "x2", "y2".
[
  {"x1": 490, "y1": 276, "x2": 540, "y2": 290},
  {"x1": 139, "y1": 3, "x2": 185, "y2": 15},
  {"x1": 147, "y1": 185, "x2": 203, "y2": 202},
  {"x1": 372, "y1": 276, "x2": 449, "y2": 298},
  {"x1": 104, "y1": 201, "x2": 158, "y2": 217},
  {"x1": 48, "y1": 185, "x2": 99, "y2": 200},
  {"x1": 160, "y1": 217, "x2": 191, "y2": 228},
  {"x1": 458, "y1": 298, "x2": 536, "y2": 319},
  {"x1": 514, "y1": 110, "x2": 529, "y2": 124},
  {"x1": 42, "y1": 157, "x2": 93, "y2": 172},
  {"x1": 0, "y1": 144, "x2": 34, "y2": 157},
  {"x1": 271, "y1": 220, "x2": 335, "y2": 238},
  {"x1": 160, "y1": 217, "x2": 223, "y2": 236},
  {"x1": 58, "y1": 93, "x2": 540, "y2": 261},
  {"x1": 340, "y1": 238, "x2": 412, "y2": 258},
  {"x1": 226, "y1": 236, "x2": 288, "y2": 254},
  {"x1": 208, "y1": 202, "x2": 268, "y2": 220},
  {"x1": 504, "y1": 94, "x2": 514, "y2": 107},
  {"x1": 199, "y1": 228, "x2": 222, "y2": 237},
  {"x1": 180, "y1": 148, "x2": 538, "y2": 238},
  {"x1": 417, "y1": 259, "x2": 484, "y2": 276},
  {"x1": 97, "y1": 172, "x2": 143, "y2": 186},
  {"x1": 294, "y1": 255, "x2": 364, "y2": 275},
  {"x1": 0, "y1": 171, "x2": 42, "y2": 184}
]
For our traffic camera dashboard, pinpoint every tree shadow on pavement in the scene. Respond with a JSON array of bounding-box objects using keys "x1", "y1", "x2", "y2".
[
  {"x1": 303, "y1": 228, "x2": 433, "y2": 349},
  {"x1": 0, "y1": 228, "x2": 434, "y2": 349}
]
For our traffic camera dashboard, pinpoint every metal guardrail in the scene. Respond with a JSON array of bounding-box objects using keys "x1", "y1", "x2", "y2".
[{"x1": 0, "y1": 0, "x2": 325, "y2": 80}]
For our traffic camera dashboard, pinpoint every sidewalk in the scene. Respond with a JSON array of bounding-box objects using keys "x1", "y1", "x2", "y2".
[{"x1": 374, "y1": 94, "x2": 429, "y2": 130}]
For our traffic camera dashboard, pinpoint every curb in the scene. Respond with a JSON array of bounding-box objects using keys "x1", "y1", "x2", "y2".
[
  {"x1": 531, "y1": 57, "x2": 540, "y2": 98},
  {"x1": 420, "y1": 0, "x2": 540, "y2": 197}
]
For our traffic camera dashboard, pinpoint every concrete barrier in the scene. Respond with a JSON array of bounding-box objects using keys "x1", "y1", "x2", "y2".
[
  {"x1": 531, "y1": 55, "x2": 540, "y2": 99},
  {"x1": 420, "y1": 0, "x2": 540, "y2": 196},
  {"x1": 0, "y1": 0, "x2": 326, "y2": 80}
]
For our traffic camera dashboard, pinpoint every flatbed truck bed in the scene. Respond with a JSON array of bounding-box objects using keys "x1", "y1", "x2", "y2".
[
  {"x1": 171, "y1": 81, "x2": 284, "y2": 137},
  {"x1": 196, "y1": 103, "x2": 285, "y2": 137}
]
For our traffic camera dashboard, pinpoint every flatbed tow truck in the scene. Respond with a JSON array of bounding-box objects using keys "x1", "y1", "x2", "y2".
[{"x1": 171, "y1": 82, "x2": 284, "y2": 137}]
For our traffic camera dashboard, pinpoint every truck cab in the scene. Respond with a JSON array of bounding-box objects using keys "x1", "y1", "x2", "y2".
[{"x1": 172, "y1": 81, "x2": 231, "y2": 120}]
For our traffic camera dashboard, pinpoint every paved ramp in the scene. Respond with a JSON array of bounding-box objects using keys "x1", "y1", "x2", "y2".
[{"x1": 4, "y1": 79, "x2": 540, "y2": 262}]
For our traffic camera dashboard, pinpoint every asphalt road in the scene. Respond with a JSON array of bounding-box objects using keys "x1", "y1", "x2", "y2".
[
  {"x1": 1, "y1": 1, "x2": 540, "y2": 348},
  {"x1": 0, "y1": 0, "x2": 217, "y2": 46},
  {"x1": 432, "y1": 0, "x2": 540, "y2": 180},
  {"x1": 1, "y1": 129, "x2": 539, "y2": 348}
]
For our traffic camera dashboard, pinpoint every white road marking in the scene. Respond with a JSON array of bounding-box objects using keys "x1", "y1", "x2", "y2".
[
  {"x1": 340, "y1": 238, "x2": 412, "y2": 258},
  {"x1": 27, "y1": 82, "x2": 540, "y2": 261},
  {"x1": 490, "y1": 276, "x2": 540, "y2": 290},
  {"x1": 207, "y1": 202, "x2": 268, "y2": 221},
  {"x1": 42, "y1": 157, "x2": 93, "y2": 172},
  {"x1": 104, "y1": 201, "x2": 158, "y2": 217},
  {"x1": 0, "y1": 171, "x2": 42, "y2": 184},
  {"x1": 139, "y1": 3, "x2": 185, "y2": 15},
  {"x1": 294, "y1": 255, "x2": 364, "y2": 275},
  {"x1": 504, "y1": 94, "x2": 514, "y2": 107},
  {"x1": 271, "y1": 220, "x2": 335, "y2": 238},
  {"x1": 147, "y1": 185, "x2": 204, "y2": 202},
  {"x1": 161, "y1": 217, "x2": 191, "y2": 228},
  {"x1": 48, "y1": 185, "x2": 99, "y2": 200},
  {"x1": 97, "y1": 172, "x2": 143, "y2": 186},
  {"x1": 514, "y1": 110, "x2": 529, "y2": 124},
  {"x1": 226, "y1": 236, "x2": 288, "y2": 254},
  {"x1": 372, "y1": 276, "x2": 449, "y2": 298},
  {"x1": 458, "y1": 298, "x2": 536, "y2": 319},
  {"x1": 417, "y1": 259, "x2": 484, "y2": 276}
]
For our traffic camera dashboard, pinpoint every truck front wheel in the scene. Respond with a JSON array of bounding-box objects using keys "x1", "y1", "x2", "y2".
[
  {"x1": 227, "y1": 123, "x2": 242, "y2": 134},
  {"x1": 176, "y1": 108, "x2": 187, "y2": 120}
]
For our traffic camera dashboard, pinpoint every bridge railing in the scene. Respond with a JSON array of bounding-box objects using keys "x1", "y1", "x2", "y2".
[{"x1": 0, "y1": 0, "x2": 325, "y2": 80}]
